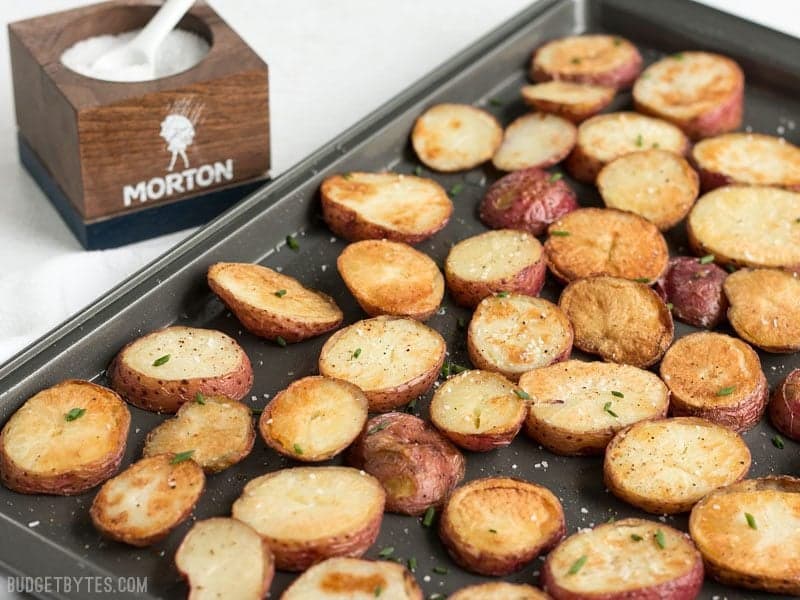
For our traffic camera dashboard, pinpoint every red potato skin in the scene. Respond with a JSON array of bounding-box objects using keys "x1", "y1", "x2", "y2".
[
  {"x1": 769, "y1": 369, "x2": 800, "y2": 441},
  {"x1": 531, "y1": 51, "x2": 642, "y2": 90},
  {"x1": 690, "y1": 143, "x2": 800, "y2": 193},
  {"x1": 446, "y1": 257, "x2": 546, "y2": 308},
  {"x1": 670, "y1": 379, "x2": 768, "y2": 433},
  {"x1": 654, "y1": 257, "x2": 728, "y2": 329}
]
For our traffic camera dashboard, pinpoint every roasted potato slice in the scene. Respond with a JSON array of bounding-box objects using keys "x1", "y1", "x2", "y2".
[
  {"x1": 260, "y1": 376, "x2": 368, "y2": 462},
  {"x1": 281, "y1": 557, "x2": 422, "y2": 600},
  {"x1": 347, "y1": 412, "x2": 464, "y2": 515},
  {"x1": 654, "y1": 256, "x2": 728, "y2": 329},
  {"x1": 444, "y1": 229, "x2": 546, "y2": 308},
  {"x1": 467, "y1": 293, "x2": 573, "y2": 381},
  {"x1": 633, "y1": 51, "x2": 744, "y2": 139},
  {"x1": 545, "y1": 208, "x2": 670, "y2": 283},
  {"x1": 207, "y1": 262, "x2": 343, "y2": 343},
  {"x1": 440, "y1": 477, "x2": 565, "y2": 576},
  {"x1": 541, "y1": 518, "x2": 703, "y2": 600},
  {"x1": 492, "y1": 113, "x2": 577, "y2": 172},
  {"x1": 411, "y1": 103, "x2": 502, "y2": 172},
  {"x1": 689, "y1": 477, "x2": 800, "y2": 594},
  {"x1": 450, "y1": 582, "x2": 550, "y2": 600},
  {"x1": 320, "y1": 172, "x2": 452, "y2": 244},
  {"x1": 559, "y1": 277, "x2": 673, "y2": 368},
  {"x1": 769, "y1": 369, "x2": 800, "y2": 441},
  {"x1": 596, "y1": 149, "x2": 699, "y2": 231},
  {"x1": 605, "y1": 417, "x2": 751, "y2": 514},
  {"x1": 175, "y1": 517, "x2": 275, "y2": 600},
  {"x1": 337, "y1": 240, "x2": 444, "y2": 320},
  {"x1": 519, "y1": 360, "x2": 669, "y2": 455},
  {"x1": 0, "y1": 380, "x2": 130, "y2": 495},
  {"x1": 318, "y1": 316, "x2": 446, "y2": 412},
  {"x1": 521, "y1": 81, "x2": 615, "y2": 123},
  {"x1": 687, "y1": 185, "x2": 800, "y2": 270},
  {"x1": 142, "y1": 395, "x2": 254, "y2": 473},
  {"x1": 90, "y1": 454, "x2": 205, "y2": 547},
  {"x1": 660, "y1": 332, "x2": 768, "y2": 432},
  {"x1": 231, "y1": 466, "x2": 385, "y2": 571},
  {"x1": 724, "y1": 268, "x2": 800, "y2": 353}
]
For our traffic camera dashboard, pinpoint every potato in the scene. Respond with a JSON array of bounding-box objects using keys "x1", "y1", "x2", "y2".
[
  {"x1": 231, "y1": 466, "x2": 385, "y2": 571},
  {"x1": 320, "y1": 172, "x2": 452, "y2": 244},
  {"x1": 544, "y1": 208, "x2": 669, "y2": 283},
  {"x1": 346, "y1": 412, "x2": 464, "y2": 515},
  {"x1": 479, "y1": 167, "x2": 578, "y2": 236},
  {"x1": 530, "y1": 34, "x2": 642, "y2": 89},
  {"x1": 559, "y1": 276, "x2": 673, "y2": 368},
  {"x1": 689, "y1": 476, "x2": 800, "y2": 594},
  {"x1": 450, "y1": 583, "x2": 549, "y2": 599},
  {"x1": 660, "y1": 332, "x2": 768, "y2": 432},
  {"x1": 281, "y1": 557, "x2": 422, "y2": 600},
  {"x1": 444, "y1": 229, "x2": 546, "y2": 308},
  {"x1": 175, "y1": 517, "x2": 275, "y2": 600},
  {"x1": 769, "y1": 369, "x2": 800, "y2": 441},
  {"x1": 0, "y1": 380, "x2": 130, "y2": 495},
  {"x1": 521, "y1": 81, "x2": 615, "y2": 123},
  {"x1": 207, "y1": 262, "x2": 343, "y2": 343},
  {"x1": 337, "y1": 240, "x2": 444, "y2": 320},
  {"x1": 566, "y1": 112, "x2": 689, "y2": 183},
  {"x1": 724, "y1": 268, "x2": 800, "y2": 353},
  {"x1": 260, "y1": 376, "x2": 368, "y2": 462},
  {"x1": 90, "y1": 454, "x2": 205, "y2": 547},
  {"x1": 519, "y1": 360, "x2": 669, "y2": 455},
  {"x1": 142, "y1": 394, "x2": 254, "y2": 473},
  {"x1": 596, "y1": 149, "x2": 699, "y2": 231},
  {"x1": 440, "y1": 477, "x2": 565, "y2": 576},
  {"x1": 687, "y1": 185, "x2": 800, "y2": 270},
  {"x1": 318, "y1": 316, "x2": 445, "y2": 412},
  {"x1": 691, "y1": 133, "x2": 800, "y2": 191},
  {"x1": 411, "y1": 103, "x2": 502, "y2": 172},
  {"x1": 492, "y1": 113, "x2": 577, "y2": 172},
  {"x1": 633, "y1": 51, "x2": 744, "y2": 139},
  {"x1": 654, "y1": 256, "x2": 728, "y2": 329},
  {"x1": 604, "y1": 417, "x2": 751, "y2": 514},
  {"x1": 541, "y1": 518, "x2": 703, "y2": 600},
  {"x1": 467, "y1": 293, "x2": 573, "y2": 381}
]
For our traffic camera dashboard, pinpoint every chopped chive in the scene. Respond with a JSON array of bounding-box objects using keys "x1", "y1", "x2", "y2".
[
  {"x1": 606, "y1": 516, "x2": 616, "y2": 523},
  {"x1": 275, "y1": 336, "x2": 287, "y2": 347},
  {"x1": 449, "y1": 183, "x2": 464, "y2": 197},
  {"x1": 568, "y1": 555, "x2": 587, "y2": 575},
  {"x1": 613, "y1": 37, "x2": 623, "y2": 46},
  {"x1": 170, "y1": 450, "x2": 194, "y2": 464},
  {"x1": 571, "y1": 57, "x2": 581, "y2": 64},
  {"x1": 440, "y1": 363, "x2": 451, "y2": 378},
  {"x1": 725, "y1": 264, "x2": 738, "y2": 273},
  {"x1": 251, "y1": 408, "x2": 263, "y2": 415},
  {"x1": 374, "y1": 587, "x2": 382, "y2": 597},
  {"x1": 654, "y1": 530, "x2": 666, "y2": 549},
  {"x1": 429, "y1": 595, "x2": 445, "y2": 600},
  {"x1": 772, "y1": 435, "x2": 785, "y2": 449},
  {"x1": 489, "y1": 528, "x2": 498, "y2": 533},
  {"x1": 422, "y1": 506, "x2": 435, "y2": 527},
  {"x1": 549, "y1": 172, "x2": 563, "y2": 182},
  {"x1": 550, "y1": 230, "x2": 570, "y2": 237},
  {"x1": 489, "y1": 98, "x2": 504, "y2": 107},
  {"x1": 152, "y1": 354, "x2": 170, "y2": 366},
  {"x1": 378, "y1": 546, "x2": 395, "y2": 558},
  {"x1": 342, "y1": 172, "x2": 352, "y2": 180},
  {"x1": 631, "y1": 533, "x2": 643, "y2": 541},
  {"x1": 666, "y1": 302, "x2": 674, "y2": 310},
  {"x1": 635, "y1": 134, "x2": 643, "y2": 147},
  {"x1": 64, "y1": 407, "x2": 86, "y2": 422},
  {"x1": 514, "y1": 389, "x2": 531, "y2": 400},
  {"x1": 432, "y1": 566, "x2": 448, "y2": 575},
  {"x1": 745, "y1": 512, "x2": 757, "y2": 529},
  {"x1": 293, "y1": 444, "x2": 304, "y2": 455},
  {"x1": 368, "y1": 421, "x2": 389, "y2": 435},
  {"x1": 652, "y1": 142, "x2": 660, "y2": 148},
  {"x1": 673, "y1": 52, "x2": 685, "y2": 60},
  {"x1": 274, "y1": 289, "x2": 287, "y2": 297},
  {"x1": 408, "y1": 557, "x2": 417, "y2": 572},
  {"x1": 634, "y1": 277, "x2": 650, "y2": 283},
  {"x1": 496, "y1": 291, "x2": 510, "y2": 298},
  {"x1": 414, "y1": 165, "x2": 423, "y2": 176},
  {"x1": 457, "y1": 316, "x2": 467, "y2": 330},
  {"x1": 351, "y1": 348, "x2": 362, "y2": 360},
  {"x1": 452, "y1": 363, "x2": 469, "y2": 374},
  {"x1": 795, "y1": 217, "x2": 800, "y2": 223},
  {"x1": 716, "y1": 386, "x2": 735, "y2": 396},
  {"x1": 286, "y1": 235, "x2": 299, "y2": 251},
  {"x1": 611, "y1": 390, "x2": 624, "y2": 398},
  {"x1": 603, "y1": 401, "x2": 619, "y2": 418},
  {"x1": 406, "y1": 398, "x2": 418, "y2": 413},
  {"x1": 699, "y1": 254, "x2": 715, "y2": 264},
  {"x1": 195, "y1": 392, "x2": 206, "y2": 405}
]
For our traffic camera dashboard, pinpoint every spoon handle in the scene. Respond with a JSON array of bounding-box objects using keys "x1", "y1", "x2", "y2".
[{"x1": 135, "y1": 0, "x2": 197, "y2": 58}]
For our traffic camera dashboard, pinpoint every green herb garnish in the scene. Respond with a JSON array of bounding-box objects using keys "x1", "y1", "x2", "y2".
[
  {"x1": 635, "y1": 134, "x2": 643, "y2": 147},
  {"x1": 406, "y1": 398, "x2": 417, "y2": 413},
  {"x1": 275, "y1": 336, "x2": 287, "y2": 347},
  {"x1": 745, "y1": 512, "x2": 757, "y2": 529},
  {"x1": 274, "y1": 289, "x2": 287, "y2": 297},
  {"x1": 613, "y1": 38, "x2": 623, "y2": 46},
  {"x1": 378, "y1": 546, "x2": 395, "y2": 558},
  {"x1": 634, "y1": 277, "x2": 650, "y2": 284},
  {"x1": 457, "y1": 316, "x2": 467, "y2": 330},
  {"x1": 699, "y1": 254, "x2": 715, "y2": 264},
  {"x1": 514, "y1": 389, "x2": 531, "y2": 400},
  {"x1": 550, "y1": 230, "x2": 570, "y2": 237},
  {"x1": 489, "y1": 528, "x2": 497, "y2": 533},
  {"x1": 603, "y1": 401, "x2": 618, "y2": 418},
  {"x1": 631, "y1": 534, "x2": 643, "y2": 541},
  {"x1": 171, "y1": 450, "x2": 194, "y2": 464},
  {"x1": 251, "y1": 408, "x2": 263, "y2": 415},
  {"x1": 489, "y1": 98, "x2": 504, "y2": 107},
  {"x1": 414, "y1": 165, "x2": 423, "y2": 176},
  {"x1": 571, "y1": 57, "x2": 581, "y2": 64},
  {"x1": 549, "y1": 172, "x2": 563, "y2": 182},
  {"x1": 429, "y1": 595, "x2": 445, "y2": 600},
  {"x1": 195, "y1": 392, "x2": 206, "y2": 405},
  {"x1": 342, "y1": 172, "x2": 352, "y2": 180},
  {"x1": 408, "y1": 557, "x2": 417, "y2": 572},
  {"x1": 611, "y1": 390, "x2": 624, "y2": 398},
  {"x1": 374, "y1": 587, "x2": 382, "y2": 597},
  {"x1": 450, "y1": 183, "x2": 464, "y2": 197},
  {"x1": 432, "y1": 566, "x2": 448, "y2": 575},
  {"x1": 654, "y1": 530, "x2": 666, "y2": 549},
  {"x1": 152, "y1": 354, "x2": 170, "y2": 366},
  {"x1": 286, "y1": 235, "x2": 299, "y2": 251},
  {"x1": 368, "y1": 421, "x2": 389, "y2": 435},
  {"x1": 568, "y1": 555, "x2": 587, "y2": 575},
  {"x1": 422, "y1": 506, "x2": 435, "y2": 527},
  {"x1": 351, "y1": 348, "x2": 362, "y2": 360},
  {"x1": 496, "y1": 291, "x2": 510, "y2": 298},
  {"x1": 64, "y1": 408, "x2": 86, "y2": 422},
  {"x1": 716, "y1": 386, "x2": 735, "y2": 396},
  {"x1": 293, "y1": 444, "x2": 304, "y2": 455},
  {"x1": 673, "y1": 52, "x2": 685, "y2": 60},
  {"x1": 725, "y1": 264, "x2": 738, "y2": 273},
  {"x1": 451, "y1": 363, "x2": 468, "y2": 374},
  {"x1": 440, "y1": 363, "x2": 451, "y2": 378},
  {"x1": 666, "y1": 302, "x2": 674, "y2": 310},
  {"x1": 773, "y1": 435, "x2": 785, "y2": 449}
]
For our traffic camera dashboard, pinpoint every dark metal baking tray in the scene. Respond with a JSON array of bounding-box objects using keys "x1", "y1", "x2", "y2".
[{"x1": 1, "y1": 0, "x2": 799, "y2": 597}]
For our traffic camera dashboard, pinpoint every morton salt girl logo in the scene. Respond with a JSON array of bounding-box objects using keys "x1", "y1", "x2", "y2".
[{"x1": 122, "y1": 99, "x2": 235, "y2": 207}]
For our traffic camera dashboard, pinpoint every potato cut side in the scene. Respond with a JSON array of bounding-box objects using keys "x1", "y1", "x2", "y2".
[
  {"x1": 281, "y1": 557, "x2": 423, "y2": 600},
  {"x1": 440, "y1": 477, "x2": 565, "y2": 576},
  {"x1": 605, "y1": 417, "x2": 751, "y2": 514},
  {"x1": 320, "y1": 172, "x2": 452, "y2": 243},
  {"x1": 467, "y1": 294, "x2": 573, "y2": 381},
  {"x1": 689, "y1": 477, "x2": 800, "y2": 594},
  {"x1": 521, "y1": 81, "x2": 615, "y2": 123},
  {"x1": 724, "y1": 268, "x2": 800, "y2": 353},
  {"x1": 492, "y1": 113, "x2": 577, "y2": 172},
  {"x1": 260, "y1": 376, "x2": 368, "y2": 462},
  {"x1": 318, "y1": 316, "x2": 445, "y2": 412},
  {"x1": 0, "y1": 380, "x2": 130, "y2": 495},
  {"x1": 411, "y1": 103, "x2": 502, "y2": 172},
  {"x1": 176, "y1": 517, "x2": 274, "y2": 600},
  {"x1": 90, "y1": 454, "x2": 204, "y2": 547},
  {"x1": 231, "y1": 466, "x2": 385, "y2": 571},
  {"x1": 450, "y1": 582, "x2": 549, "y2": 600},
  {"x1": 445, "y1": 229, "x2": 545, "y2": 308},
  {"x1": 597, "y1": 149, "x2": 699, "y2": 230},
  {"x1": 687, "y1": 186, "x2": 800, "y2": 270},
  {"x1": 208, "y1": 262, "x2": 343, "y2": 343},
  {"x1": 143, "y1": 395, "x2": 254, "y2": 473},
  {"x1": 545, "y1": 208, "x2": 669, "y2": 283},
  {"x1": 337, "y1": 240, "x2": 444, "y2": 320},
  {"x1": 559, "y1": 277, "x2": 673, "y2": 368},
  {"x1": 542, "y1": 519, "x2": 703, "y2": 599},
  {"x1": 660, "y1": 332, "x2": 768, "y2": 432},
  {"x1": 519, "y1": 360, "x2": 669, "y2": 456},
  {"x1": 430, "y1": 370, "x2": 527, "y2": 452}
]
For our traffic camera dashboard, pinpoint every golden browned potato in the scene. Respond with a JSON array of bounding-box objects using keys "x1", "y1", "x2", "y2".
[
  {"x1": 492, "y1": 113, "x2": 577, "y2": 172},
  {"x1": 660, "y1": 332, "x2": 768, "y2": 432},
  {"x1": 231, "y1": 466, "x2": 385, "y2": 571},
  {"x1": 90, "y1": 454, "x2": 205, "y2": 547},
  {"x1": 0, "y1": 380, "x2": 130, "y2": 495},
  {"x1": 521, "y1": 81, "x2": 615, "y2": 123},
  {"x1": 207, "y1": 262, "x2": 343, "y2": 343},
  {"x1": 450, "y1": 582, "x2": 550, "y2": 600},
  {"x1": 175, "y1": 517, "x2": 275, "y2": 600},
  {"x1": 440, "y1": 477, "x2": 565, "y2": 576},
  {"x1": 337, "y1": 240, "x2": 444, "y2": 320},
  {"x1": 320, "y1": 172, "x2": 453, "y2": 244}
]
